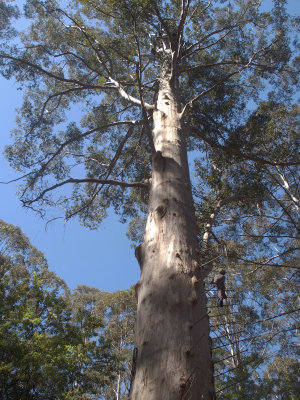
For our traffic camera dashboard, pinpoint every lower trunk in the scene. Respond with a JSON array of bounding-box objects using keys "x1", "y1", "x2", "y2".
[{"x1": 130, "y1": 80, "x2": 215, "y2": 399}]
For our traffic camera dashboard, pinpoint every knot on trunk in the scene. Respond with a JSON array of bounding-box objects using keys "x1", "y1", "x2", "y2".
[
  {"x1": 155, "y1": 198, "x2": 169, "y2": 219},
  {"x1": 191, "y1": 275, "x2": 199, "y2": 286},
  {"x1": 153, "y1": 150, "x2": 166, "y2": 172},
  {"x1": 135, "y1": 243, "x2": 145, "y2": 270},
  {"x1": 134, "y1": 280, "x2": 141, "y2": 300}
]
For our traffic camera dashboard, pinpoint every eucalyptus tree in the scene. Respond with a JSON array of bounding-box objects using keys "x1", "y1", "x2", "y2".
[{"x1": 1, "y1": 0, "x2": 299, "y2": 398}]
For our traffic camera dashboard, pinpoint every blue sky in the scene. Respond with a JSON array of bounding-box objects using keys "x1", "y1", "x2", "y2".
[
  {"x1": 1, "y1": 0, "x2": 299, "y2": 293},
  {"x1": 0, "y1": 78, "x2": 139, "y2": 292}
]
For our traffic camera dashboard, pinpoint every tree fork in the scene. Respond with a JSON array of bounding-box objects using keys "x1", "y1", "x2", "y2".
[{"x1": 131, "y1": 78, "x2": 215, "y2": 399}]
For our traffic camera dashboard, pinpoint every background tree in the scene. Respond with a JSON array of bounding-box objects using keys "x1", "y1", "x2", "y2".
[
  {"x1": 0, "y1": 219, "x2": 116, "y2": 400},
  {"x1": 263, "y1": 357, "x2": 300, "y2": 399},
  {"x1": 99, "y1": 289, "x2": 136, "y2": 400},
  {"x1": 0, "y1": 0, "x2": 19, "y2": 43},
  {"x1": 0, "y1": 0, "x2": 299, "y2": 399},
  {"x1": 70, "y1": 285, "x2": 136, "y2": 400},
  {"x1": 194, "y1": 100, "x2": 299, "y2": 398}
]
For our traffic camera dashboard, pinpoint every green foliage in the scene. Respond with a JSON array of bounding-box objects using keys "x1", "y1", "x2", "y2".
[
  {"x1": 0, "y1": 0, "x2": 19, "y2": 42},
  {"x1": 263, "y1": 357, "x2": 300, "y2": 399}
]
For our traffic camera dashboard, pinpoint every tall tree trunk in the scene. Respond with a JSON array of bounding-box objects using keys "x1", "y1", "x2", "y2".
[{"x1": 131, "y1": 78, "x2": 215, "y2": 399}]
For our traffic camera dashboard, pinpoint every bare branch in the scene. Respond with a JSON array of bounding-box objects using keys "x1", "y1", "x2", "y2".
[
  {"x1": 180, "y1": 36, "x2": 282, "y2": 117},
  {"x1": 245, "y1": 247, "x2": 300, "y2": 275},
  {"x1": 266, "y1": 187, "x2": 300, "y2": 233},
  {"x1": 173, "y1": 0, "x2": 191, "y2": 64},
  {"x1": 179, "y1": 60, "x2": 278, "y2": 74},
  {"x1": 190, "y1": 126, "x2": 300, "y2": 167},
  {"x1": 27, "y1": 177, "x2": 149, "y2": 205},
  {"x1": 49, "y1": 6, "x2": 115, "y2": 75},
  {"x1": 183, "y1": 26, "x2": 231, "y2": 57},
  {"x1": 25, "y1": 44, "x2": 105, "y2": 76},
  {"x1": 100, "y1": 124, "x2": 136, "y2": 180},
  {"x1": 268, "y1": 166, "x2": 300, "y2": 212},
  {"x1": 0, "y1": 53, "x2": 108, "y2": 90},
  {"x1": 40, "y1": 87, "x2": 87, "y2": 119},
  {"x1": 1, "y1": 172, "x2": 34, "y2": 185},
  {"x1": 186, "y1": 1, "x2": 211, "y2": 26},
  {"x1": 28, "y1": 120, "x2": 141, "y2": 190},
  {"x1": 180, "y1": 50, "x2": 262, "y2": 117}
]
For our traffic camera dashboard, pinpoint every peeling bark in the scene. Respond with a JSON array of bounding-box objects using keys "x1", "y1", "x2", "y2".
[{"x1": 130, "y1": 78, "x2": 215, "y2": 399}]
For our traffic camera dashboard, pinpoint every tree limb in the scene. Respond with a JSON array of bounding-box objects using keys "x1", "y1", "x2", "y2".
[
  {"x1": 27, "y1": 178, "x2": 149, "y2": 205},
  {"x1": 0, "y1": 53, "x2": 108, "y2": 89},
  {"x1": 133, "y1": 25, "x2": 155, "y2": 153},
  {"x1": 54, "y1": 7, "x2": 113, "y2": 75},
  {"x1": 106, "y1": 77, "x2": 154, "y2": 110},
  {"x1": 100, "y1": 124, "x2": 136, "y2": 180},
  {"x1": 26, "y1": 121, "x2": 140, "y2": 190}
]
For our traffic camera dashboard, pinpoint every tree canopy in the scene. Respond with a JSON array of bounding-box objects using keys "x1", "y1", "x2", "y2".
[{"x1": 1, "y1": 0, "x2": 298, "y2": 223}]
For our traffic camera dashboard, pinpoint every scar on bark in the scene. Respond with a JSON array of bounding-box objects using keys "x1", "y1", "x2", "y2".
[
  {"x1": 179, "y1": 367, "x2": 200, "y2": 398},
  {"x1": 190, "y1": 290, "x2": 198, "y2": 305},
  {"x1": 129, "y1": 347, "x2": 138, "y2": 396}
]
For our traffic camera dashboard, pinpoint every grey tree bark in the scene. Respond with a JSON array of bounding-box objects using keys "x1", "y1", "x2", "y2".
[{"x1": 131, "y1": 78, "x2": 215, "y2": 400}]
